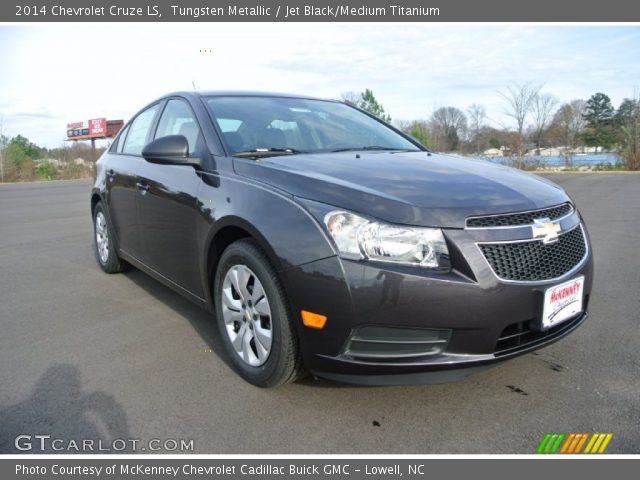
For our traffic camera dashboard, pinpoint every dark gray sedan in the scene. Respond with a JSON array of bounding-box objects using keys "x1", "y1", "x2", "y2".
[{"x1": 91, "y1": 91, "x2": 593, "y2": 387}]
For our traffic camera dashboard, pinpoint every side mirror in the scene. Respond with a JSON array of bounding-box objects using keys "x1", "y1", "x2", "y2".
[{"x1": 142, "y1": 135, "x2": 201, "y2": 167}]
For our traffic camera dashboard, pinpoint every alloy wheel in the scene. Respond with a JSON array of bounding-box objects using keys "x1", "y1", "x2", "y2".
[
  {"x1": 95, "y1": 211, "x2": 109, "y2": 264},
  {"x1": 221, "y1": 265, "x2": 273, "y2": 367}
]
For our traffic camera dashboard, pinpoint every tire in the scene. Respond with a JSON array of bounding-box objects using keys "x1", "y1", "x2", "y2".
[
  {"x1": 214, "y1": 239, "x2": 305, "y2": 387},
  {"x1": 93, "y1": 202, "x2": 127, "y2": 274}
]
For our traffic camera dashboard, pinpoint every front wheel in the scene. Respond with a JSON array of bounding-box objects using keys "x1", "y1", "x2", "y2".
[
  {"x1": 214, "y1": 239, "x2": 305, "y2": 387},
  {"x1": 93, "y1": 203, "x2": 127, "y2": 274}
]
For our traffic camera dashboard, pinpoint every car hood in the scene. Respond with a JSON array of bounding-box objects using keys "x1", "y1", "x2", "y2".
[{"x1": 233, "y1": 151, "x2": 569, "y2": 228}]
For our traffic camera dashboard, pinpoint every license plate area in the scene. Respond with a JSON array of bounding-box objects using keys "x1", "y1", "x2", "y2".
[{"x1": 541, "y1": 276, "x2": 584, "y2": 330}]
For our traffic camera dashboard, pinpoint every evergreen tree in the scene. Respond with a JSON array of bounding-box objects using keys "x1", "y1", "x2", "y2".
[
  {"x1": 354, "y1": 89, "x2": 392, "y2": 122},
  {"x1": 582, "y1": 93, "x2": 616, "y2": 152}
]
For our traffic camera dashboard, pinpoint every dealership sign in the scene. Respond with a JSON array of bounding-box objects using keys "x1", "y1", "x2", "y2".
[{"x1": 67, "y1": 118, "x2": 108, "y2": 138}]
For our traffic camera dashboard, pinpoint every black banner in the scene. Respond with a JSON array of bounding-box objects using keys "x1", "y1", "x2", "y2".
[
  {"x1": 3, "y1": 459, "x2": 640, "y2": 479},
  {"x1": 4, "y1": 0, "x2": 640, "y2": 22}
]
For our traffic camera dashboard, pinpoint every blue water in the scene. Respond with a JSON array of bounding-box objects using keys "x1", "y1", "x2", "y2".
[{"x1": 476, "y1": 154, "x2": 621, "y2": 167}]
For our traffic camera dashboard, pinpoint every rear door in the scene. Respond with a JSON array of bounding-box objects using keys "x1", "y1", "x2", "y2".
[
  {"x1": 105, "y1": 102, "x2": 161, "y2": 257},
  {"x1": 136, "y1": 98, "x2": 204, "y2": 297}
]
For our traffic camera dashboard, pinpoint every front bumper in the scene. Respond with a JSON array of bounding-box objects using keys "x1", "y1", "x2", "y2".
[
  {"x1": 312, "y1": 312, "x2": 588, "y2": 385},
  {"x1": 281, "y1": 219, "x2": 593, "y2": 385}
]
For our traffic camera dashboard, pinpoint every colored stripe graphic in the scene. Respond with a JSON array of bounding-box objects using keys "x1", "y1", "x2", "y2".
[
  {"x1": 537, "y1": 433, "x2": 565, "y2": 453},
  {"x1": 597, "y1": 433, "x2": 613, "y2": 453},
  {"x1": 590, "y1": 433, "x2": 606, "y2": 453},
  {"x1": 560, "y1": 433, "x2": 575, "y2": 453},
  {"x1": 585, "y1": 433, "x2": 614, "y2": 454},
  {"x1": 573, "y1": 433, "x2": 589, "y2": 453},
  {"x1": 538, "y1": 433, "x2": 613, "y2": 454},
  {"x1": 584, "y1": 433, "x2": 599, "y2": 453},
  {"x1": 549, "y1": 433, "x2": 565, "y2": 453},
  {"x1": 537, "y1": 433, "x2": 552, "y2": 453},
  {"x1": 561, "y1": 432, "x2": 587, "y2": 454}
]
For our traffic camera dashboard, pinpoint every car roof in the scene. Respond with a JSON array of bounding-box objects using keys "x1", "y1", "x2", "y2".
[{"x1": 160, "y1": 90, "x2": 336, "y2": 102}]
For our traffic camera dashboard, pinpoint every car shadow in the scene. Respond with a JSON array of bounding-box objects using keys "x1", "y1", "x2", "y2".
[
  {"x1": 120, "y1": 268, "x2": 232, "y2": 370},
  {"x1": 0, "y1": 365, "x2": 132, "y2": 453},
  {"x1": 119, "y1": 267, "x2": 369, "y2": 389},
  {"x1": 117, "y1": 267, "x2": 489, "y2": 391}
]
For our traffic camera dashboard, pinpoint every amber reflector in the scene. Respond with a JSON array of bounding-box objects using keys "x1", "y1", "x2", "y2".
[{"x1": 301, "y1": 310, "x2": 327, "y2": 329}]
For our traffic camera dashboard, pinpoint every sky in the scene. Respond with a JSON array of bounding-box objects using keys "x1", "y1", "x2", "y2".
[{"x1": 0, "y1": 24, "x2": 639, "y2": 148}]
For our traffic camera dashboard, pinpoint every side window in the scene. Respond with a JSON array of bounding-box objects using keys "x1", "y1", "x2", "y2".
[
  {"x1": 116, "y1": 125, "x2": 130, "y2": 153},
  {"x1": 112, "y1": 124, "x2": 129, "y2": 153},
  {"x1": 155, "y1": 99, "x2": 201, "y2": 154},
  {"x1": 122, "y1": 104, "x2": 160, "y2": 156},
  {"x1": 109, "y1": 135, "x2": 119, "y2": 153}
]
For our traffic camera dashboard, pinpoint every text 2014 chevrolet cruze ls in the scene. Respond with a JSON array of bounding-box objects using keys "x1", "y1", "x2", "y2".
[{"x1": 91, "y1": 92, "x2": 593, "y2": 387}]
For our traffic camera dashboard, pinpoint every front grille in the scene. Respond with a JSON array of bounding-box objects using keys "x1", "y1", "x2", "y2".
[
  {"x1": 479, "y1": 225, "x2": 587, "y2": 282},
  {"x1": 466, "y1": 203, "x2": 573, "y2": 228}
]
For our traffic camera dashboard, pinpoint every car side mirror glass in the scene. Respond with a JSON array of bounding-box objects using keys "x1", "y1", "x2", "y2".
[{"x1": 142, "y1": 135, "x2": 201, "y2": 167}]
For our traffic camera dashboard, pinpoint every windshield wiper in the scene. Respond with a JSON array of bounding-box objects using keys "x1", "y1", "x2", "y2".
[
  {"x1": 232, "y1": 148, "x2": 306, "y2": 159},
  {"x1": 331, "y1": 146, "x2": 419, "y2": 153}
]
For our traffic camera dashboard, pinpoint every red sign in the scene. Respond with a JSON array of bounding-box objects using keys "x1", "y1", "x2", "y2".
[
  {"x1": 89, "y1": 118, "x2": 107, "y2": 135},
  {"x1": 67, "y1": 118, "x2": 122, "y2": 139}
]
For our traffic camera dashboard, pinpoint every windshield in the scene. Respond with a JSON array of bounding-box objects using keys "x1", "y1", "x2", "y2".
[{"x1": 205, "y1": 96, "x2": 421, "y2": 156}]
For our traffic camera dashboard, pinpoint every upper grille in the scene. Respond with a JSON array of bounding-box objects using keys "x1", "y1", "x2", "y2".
[
  {"x1": 466, "y1": 203, "x2": 573, "y2": 228},
  {"x1": 479, "y1": 225, "x2": 587, "y2": 282}
]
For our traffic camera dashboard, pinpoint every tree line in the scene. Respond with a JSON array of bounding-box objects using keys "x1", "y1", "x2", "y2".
[
  {"x1": 0, "y1": 126, "x2": 104, "y2": 182},
  {"x1": 343, "y1": 85, "x2": 640, "y2": 170},
  {"x1": 1, "y1": 85, "x2": 638, "y2": 183}
]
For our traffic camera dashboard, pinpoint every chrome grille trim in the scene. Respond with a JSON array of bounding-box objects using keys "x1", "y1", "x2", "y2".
[
  {"x1": 466, "y1": 203, "x2": 574, "y2": 229},
  {"x1": 476, "y1": 224, "x2": 589, "y2": 284}
]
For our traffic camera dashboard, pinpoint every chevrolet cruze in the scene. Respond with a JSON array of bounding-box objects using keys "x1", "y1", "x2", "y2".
[{"x1": 91, "y1": 92, "x2": 593, "y2": 387}]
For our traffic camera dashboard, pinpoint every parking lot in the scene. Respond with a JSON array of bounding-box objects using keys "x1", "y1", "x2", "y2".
[{"x1": 0, "y1": 173, "x2": 638, "y2": 454}]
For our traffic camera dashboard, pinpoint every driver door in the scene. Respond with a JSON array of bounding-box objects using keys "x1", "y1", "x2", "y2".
[{"x1": 136, "y1": 98, "x2": 204, "y2": 297}]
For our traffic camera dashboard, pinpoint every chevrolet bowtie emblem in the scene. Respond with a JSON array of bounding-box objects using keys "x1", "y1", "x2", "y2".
[{"x1": 532, "y1": 218, "x2": 562, "y2": 244}]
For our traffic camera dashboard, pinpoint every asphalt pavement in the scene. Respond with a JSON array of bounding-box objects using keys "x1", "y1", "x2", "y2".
[{"x1": 0, "y1": 173, "x2": 638, "y2": 454}]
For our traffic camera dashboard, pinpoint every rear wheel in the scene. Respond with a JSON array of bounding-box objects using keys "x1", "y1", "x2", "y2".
[
  {"x1": 214, "y1": 239, "x2": 305, "y2": 387},
  {"x1": 93, "y1": 203, "x2": 127, "y2": 274}
]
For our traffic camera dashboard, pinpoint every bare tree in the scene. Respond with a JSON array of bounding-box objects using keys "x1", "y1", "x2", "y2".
[
  {"x1": 429, "y1": 107, "x2": 467, "y2": 152},
  {"x1": 499, "y1": 82, "x2": 541, "y2": 152},
  {"x1": 467, "y1": 104, "x2": 486, "y2": 154},
  {"x1": 0, "y1": 117, "x2": 5, "y2": 183},
  {"x1": 618, "y1": 92, "x2": 640, "y2": 170},
  {"x1": 340, "y1": 91, "x2": 360, "y2": 106},
  {"x1": 531, "y1": 93, "x2": 558, "y2": 149},
  {"x1": 551, "y1": 99, "x2": 587, "y2": 149}
]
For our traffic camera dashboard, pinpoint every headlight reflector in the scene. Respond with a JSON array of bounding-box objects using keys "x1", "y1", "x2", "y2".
[{"x1": 324, "y1": 211, "x2": 450, "y2": 269}]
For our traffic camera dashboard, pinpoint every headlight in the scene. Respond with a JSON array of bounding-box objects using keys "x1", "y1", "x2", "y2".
[{"x1": 323, "y1": 210, "x2": 450, "y2": 270}]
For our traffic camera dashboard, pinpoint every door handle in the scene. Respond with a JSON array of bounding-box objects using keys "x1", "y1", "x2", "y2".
[
  {"x1": 107, "y1": 169, "x2": 115, "y2": 180},
  {"x1": 135, "y1": 182, "x2": 149, "y2": 194}
]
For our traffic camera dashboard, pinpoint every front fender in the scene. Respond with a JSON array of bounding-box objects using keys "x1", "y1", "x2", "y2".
[{"x1": 196, "y1": 172, "x2": 338, "y2": 306}]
